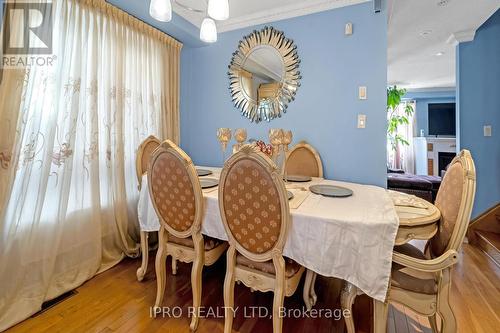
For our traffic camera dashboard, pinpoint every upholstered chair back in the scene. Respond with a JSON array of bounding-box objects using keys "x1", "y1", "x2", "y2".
[
  {"x1": 285, "y1": 141, "x2": 323, "y2": 178},
  {"x1": 136, "y1": 135, "x2": 161, "y2": 189},
  {"x1": 430, "y1": 150, "x2": 476, "y2": 257},
  {"x1": 148, "y1": 140, "x2": 203, "y2": 236},
  {"x1": 219, "y1": 145, "x2": 290, "y2": 261}
]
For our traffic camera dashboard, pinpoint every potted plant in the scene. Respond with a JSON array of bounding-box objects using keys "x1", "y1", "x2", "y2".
[{"x1": 387, "y1": 86, "x2": 414, "y2": 169}]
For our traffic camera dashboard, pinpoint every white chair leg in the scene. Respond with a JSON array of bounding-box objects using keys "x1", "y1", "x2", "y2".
[
  {"x1": 340, "y1": 282, "x2": 358, "y2": 333},
  {"x1": 303, "y1": 269, "x2": 314, "y2": 310},
  {"x1": 428, "y1": 314, "x2": 439, "y2": 333},
  {"x1": 136, "y1": 231, "x2": 149, "y2": 281},
  {"x1": 171, "y1": 257, "x2": 177, "y2": 275},
  {"x1": 310, "y1": 271, "x2": 317, "y2": 305},
  {"x1": 373, "y1": 299, "x2": 389, "y2": 333},
  {"x1": 154, "y1": 228, "x2": 168, "y2": 310},
  {"x1": 224, "y1": 246, "x2": 237, "y2": 333},
  {"x1": 190, "y1": 233, "x2": 205, "y2": 331},
  {"x1": 437, "y1": 269, "x2": 457, "y2": 333},
  {"x1": 272, "y1": 255, "x2": 286, "y2": 333}
]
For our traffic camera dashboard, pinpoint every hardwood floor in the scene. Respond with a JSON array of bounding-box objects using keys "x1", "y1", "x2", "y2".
[{"x1": 6, "y1": 243, "x2": 500, "y2": 333}]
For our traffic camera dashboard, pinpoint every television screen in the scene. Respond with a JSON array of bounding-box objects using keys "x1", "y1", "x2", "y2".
[{"x1": 428, "y1": 103, "x2": 456, "y2": 136}]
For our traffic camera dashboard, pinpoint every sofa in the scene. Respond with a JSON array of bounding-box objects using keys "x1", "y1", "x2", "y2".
[{"x1": 387, "y1": 168, "x2": 441, "y2": 203}]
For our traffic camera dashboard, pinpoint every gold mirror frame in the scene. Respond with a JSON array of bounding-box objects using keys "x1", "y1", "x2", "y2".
[{"x1": 228, "y1": 26, "x2": 301, "y2": 123}]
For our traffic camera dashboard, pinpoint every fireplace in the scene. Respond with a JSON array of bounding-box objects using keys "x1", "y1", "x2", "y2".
[{"x1": 438, "y1": 152, "x2": 456, "y2": 177}]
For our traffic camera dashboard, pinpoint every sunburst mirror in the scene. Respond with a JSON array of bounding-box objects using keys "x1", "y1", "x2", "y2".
[{"x1": 228, "y1": 27, "x2": 301, "y2": 123}]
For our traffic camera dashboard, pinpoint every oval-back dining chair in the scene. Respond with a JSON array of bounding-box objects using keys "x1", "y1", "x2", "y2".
[
  {"x1": 285, "y1": 141, "x2": 323, "y2": 178},
  {"x1": 342, "y1": 149, "x2": 476, "y2": 333},
  {"x1": 135, "y1": 135, "x2": 161, "y2": 282},
  {"x1": 149, "y1": 140, "x2": 227, "y2": 331},
  {"x1": 136, "y1": 135, "x2": 161, "y2": 191},
  {"x1": 219, "y1": 145, "x2": 305, "y2": 333}
]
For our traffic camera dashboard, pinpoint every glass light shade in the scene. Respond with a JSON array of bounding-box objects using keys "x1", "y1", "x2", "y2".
[
  {"x1": 200, "y1": 17, "x2": 217, "y2": 43},
  {"x1": 149, "y1": 0, "x2": 172, "y2": 22},
  {"x1": 208, "y1": 0, "x2": 229, "y2": 21}
]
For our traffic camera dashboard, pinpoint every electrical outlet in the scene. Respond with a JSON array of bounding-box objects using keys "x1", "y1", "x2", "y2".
[
  {"x1": 484, "y1": 125, "x2": 492, "y2": 137},
  {"x1": 358, "y1": 114, "x2": 366, "y2": 128},
  {"x1": 359, "y1": 86, "x2": 367, "y2": 100},
  {"x1": 345, "y1": 23, "x2": 353, "y2": 35}
]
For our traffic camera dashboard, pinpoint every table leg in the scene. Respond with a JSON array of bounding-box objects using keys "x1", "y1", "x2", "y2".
[
  {"x1": 340, "y1": 282, "x2": 358, "y2": 333},
  {"x1": 136, "y1": 231, "x2": 149, "y2": 281},
  {"x1": 373, "y1": 298, "x2": 389, "y2": 333}
]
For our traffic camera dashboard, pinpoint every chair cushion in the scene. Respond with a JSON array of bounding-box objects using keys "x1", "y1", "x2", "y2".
[
  {"x1": 168, "y1": 235, "x2": 223, "y2": 251},
  {"x1": 236, "y1": 254, "x2": 302, "y2": 278},
  {"x1": 392, "y1": 243, "x2": 437, "y2": 295}
]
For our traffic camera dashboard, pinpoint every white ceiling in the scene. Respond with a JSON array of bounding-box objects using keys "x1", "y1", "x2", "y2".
[
  {"x1": 388, "y1": 0, "x2": 500, "y2": 90},
  {"x1": 173, "y1": 0, "x2": 369, "y2": 32}
]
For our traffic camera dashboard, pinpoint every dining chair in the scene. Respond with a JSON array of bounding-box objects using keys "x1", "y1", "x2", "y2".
[
  {"x1": 149, "y1": 140, "x2": 227, "y2": 331},
  {"x1": 285, "y1": 140, "x2": 323, "y2": 178},
  {"x1": 219, "y1": 145, "x2": 305, "y2": 333},
  {"x1": 135, "y1": 135, "x2": 161, "y2": 282},
  {"x1": 342, "y1": 149, "x2": 476, "y2": 333}
]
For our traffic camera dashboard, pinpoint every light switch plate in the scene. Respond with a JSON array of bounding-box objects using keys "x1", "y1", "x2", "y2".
[
  {"x1": 484, "y1": 125, "x2": 492, "y2": 137},
  {"x1": 358, "y1": 114, "x2": 366, "y2": 128},
  {"x1": 345, "y1": 22, "x2": 353, "y2": 35},
  {"x1": 359, "y1": 86, "x2": 367, "y2": 100}
]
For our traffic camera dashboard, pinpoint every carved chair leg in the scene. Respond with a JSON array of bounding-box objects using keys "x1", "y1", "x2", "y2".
[
  {"x1": 303, "y1": 269, "x2": 314, "y2": 310},
  {"x1": 224, "y1": 246, "x2": 237, "y2": 333},
  {"x1": 310, "y1": 271, "x2": 318, "y2": 305},
  {"x1": 171, "y1": 257, "x2": 178, "y2": 275},
  {"x1": 373, "y1": 299, "x2": 389, "y2": 333},
  {"x1": 437, "y1": 270, "x2": 457, "y2": 333},
  {"x1": 154, "y1": 228, "x2": 168, "y2": 310},
  {"x1": 137, "y1": 231, "x2": 149, "y2": 281},
  {"x1": 272, "y1": 255, "x2": 286, "y2": 333},
  {"x1": 428, "y1": 314, "x2": 439, "y2": 333},
  {"x1": 340, "y1": 282, "x2": 358, "y2": 333},
  {"x1": 190, "y1": 233, "x2": 205, "y2": 331}
]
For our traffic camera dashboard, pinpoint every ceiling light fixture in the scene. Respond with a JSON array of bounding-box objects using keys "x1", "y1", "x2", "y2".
[
  {"x1": 149, "y1": 0, "x2": 172, "y2": 22},
  {"x1": 435, "y1": 51, "x2": 444, "y2": 56},
  {"x1": 419, "y1": 29, "x2": 433, "y2": 37},
  {"x1": 208, "y1": 0, "x2": 229, "y2": 21},
  {"x1": 149, "y1": 0, "x2": 229, "y2": 43},
  {"x1": 437, "y1": 0, "x2": 451, "y2": 7},
  {"x1": 200, "y1": 17, "x2": 217, "y2": 43}
]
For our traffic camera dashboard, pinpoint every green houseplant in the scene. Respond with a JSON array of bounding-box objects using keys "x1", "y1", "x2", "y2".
[{"x1": 387, "y1": 86, "x2": 415, "y2": 168}]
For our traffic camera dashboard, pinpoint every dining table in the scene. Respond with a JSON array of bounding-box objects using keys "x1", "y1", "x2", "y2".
[{"x1": 137, "y1": 165, "x2": 441, "y2": 332}]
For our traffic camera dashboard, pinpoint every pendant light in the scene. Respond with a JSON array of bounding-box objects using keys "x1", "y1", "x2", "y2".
[
  {"x1": 200, "y1": 17, "x2": 217, "y2": 43},
  {"x1": 149, "y1": 0, "x2": 172, "y2": 22},
  {"x1": 207, "y1": 0, "x2": 229, "y2": 21}
]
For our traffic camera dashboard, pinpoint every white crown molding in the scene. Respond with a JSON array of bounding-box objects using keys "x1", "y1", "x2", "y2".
[
  {"x1": 175, "y1": 0, "x2": 370, "y2": 32},
  {"x1": 446, "y1": 30, "x2": 476, "y2": 46}
]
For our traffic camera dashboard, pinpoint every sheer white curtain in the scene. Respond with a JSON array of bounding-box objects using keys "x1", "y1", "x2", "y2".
[
  {"x1": 0, "y1": 0, "x2": 181, "y2": 330},
  {"x1": 387, "y1": 101, "x2": 416, "y2": 173}
]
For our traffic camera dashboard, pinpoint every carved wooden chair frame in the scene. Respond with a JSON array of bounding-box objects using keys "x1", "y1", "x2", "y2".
[
  {"x1": 135, "y1": 135, "x2": 161, "y2": 282},
  {"x1": 341, "y1": 149, "x2": 476, "y2": 333},
  {"x1": 285, "y1": 140, "x2": 324, "y2": 178},
  {"x1": 218, "y1": 145, "x2": 305, "y2": 333},
  {"x1": 149, "y1": 140, "x2": 227, "y2": 331}
]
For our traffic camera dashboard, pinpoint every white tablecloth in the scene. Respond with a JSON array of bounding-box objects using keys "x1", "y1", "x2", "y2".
[{"x1": 138, "y1": 167, "x2": 399, "y2": 302}]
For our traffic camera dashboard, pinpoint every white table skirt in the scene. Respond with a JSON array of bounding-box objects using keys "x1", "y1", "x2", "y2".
[{"x1": 138, "y1": 167, "x2": 399, "y2": 302}]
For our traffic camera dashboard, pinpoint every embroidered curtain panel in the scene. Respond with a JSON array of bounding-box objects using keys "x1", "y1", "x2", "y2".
[{"x1": 0, "y1": 0, "x2": 182, "y2": 330}]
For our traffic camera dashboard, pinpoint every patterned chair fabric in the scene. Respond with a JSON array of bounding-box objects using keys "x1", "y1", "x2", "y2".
[
  {"x1": 150, "y1": 150, "x2": 196, "y2": 232},
  {"x1": 430, "y1": 162, "x2": 465, "y2": 256},
  {"x1": 169, "y1": 235, "x2": 222, "y2": 251},
  {"x1": 286, "y1": 143, "x2": 323, "y2": 178},
  {"x1": 221, "y1": 158, "x2": 283, "y2": 255}
]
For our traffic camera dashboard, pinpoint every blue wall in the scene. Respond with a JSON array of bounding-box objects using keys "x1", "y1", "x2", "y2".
[
  {"x1": 180, "y1": 2, "x2": 389, "y2": 187},
  {"x1": 404, "y1": 90, "x2": 456, "y2": 137},
  {"x1": 457, "y1": 9, "x2": 500, "y2": 218}
]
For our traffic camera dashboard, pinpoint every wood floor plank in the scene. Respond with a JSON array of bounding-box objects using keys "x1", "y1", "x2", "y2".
[{"x1": 5, "y1": 244, "x2": 500, "y2": 333}]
